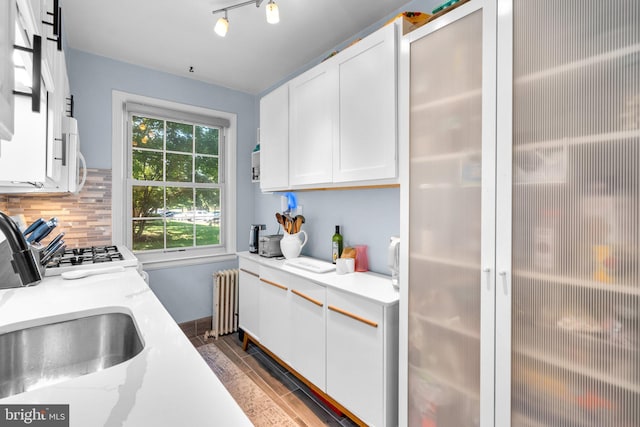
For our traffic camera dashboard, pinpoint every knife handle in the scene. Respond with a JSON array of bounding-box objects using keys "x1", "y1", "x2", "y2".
[
  {"x1": 44, "y1": 232, "x2": 65, "y2": 252},
  {"x1": 23, "y1": 218, "x2": 44, "y2": 237}
]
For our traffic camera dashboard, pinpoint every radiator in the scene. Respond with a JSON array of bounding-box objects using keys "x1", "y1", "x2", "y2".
[{"x1": 207, "y1": 269, "x2": 239, "y2": 340}]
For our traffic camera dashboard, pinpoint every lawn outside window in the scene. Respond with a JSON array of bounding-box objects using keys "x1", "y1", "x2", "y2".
[{"x1": 112, "y1": 91, "x2": 237, "y2": 268}]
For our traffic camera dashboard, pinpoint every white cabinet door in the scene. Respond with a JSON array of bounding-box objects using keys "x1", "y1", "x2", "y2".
[
  {"x1": 334, "y1": 24, "x2": 397, "y2": 183},
  {"x1": 0, "y1": 83, "x2": 48, "y2": 183},
  {"x1": 288, "y1": 62, "x2": 337, "y2": 186},
  {"x1": 0, "y1": 0, "x2": 15, "y2": 142},
  {"x1": 288, "y1": 276, "x2": 326, "y2": 390},
  {"x1": 258, "y1": 266, "x2": 291, "y2": 364},
  {"x1": 238, "y1": 258, "x2": 261, "y2": 341},
  {"x1": 259, "y1": 83, "x2": 289, "y2": 191},
  {"x1": 326, "y1": 288, "x2": 385, "y2": 426}
]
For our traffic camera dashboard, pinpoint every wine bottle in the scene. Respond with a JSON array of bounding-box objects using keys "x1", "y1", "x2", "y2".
[{"x1": 332, "y1": 225, "x2": 343, "y2": 264}]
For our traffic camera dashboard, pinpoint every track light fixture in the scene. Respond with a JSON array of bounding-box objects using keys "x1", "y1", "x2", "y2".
[
  {"x1": 212, "y1": 0, "x2": 280, "y2": 37},
  {"x1": 214, "y1": 10, "x2": 229, "y2": 37}
]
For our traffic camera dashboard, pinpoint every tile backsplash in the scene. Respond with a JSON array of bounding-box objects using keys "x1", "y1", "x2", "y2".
[{"x1": 1, "y1": 169, "x2": 112, "y2": 248}]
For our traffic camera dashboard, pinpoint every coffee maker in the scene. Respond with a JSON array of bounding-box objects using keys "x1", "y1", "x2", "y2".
[
  {"x1": 388, "y1": 236, "x2": 400, "y2": 289},
  {"x1": 249, "y1": 224, "x2": 266, "y2": 253}
]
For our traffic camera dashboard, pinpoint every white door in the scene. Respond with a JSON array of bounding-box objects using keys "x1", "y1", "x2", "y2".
[
  {"x1": 288, "y1": 62, "x2": 337, "y2": 186},
  {"x1": 259, "y1": 83, "x2": 289, "y2": 191},
  {"x1": 334, "y1": 23, "x2": 397, "y2": 183},
  {"x1": 326, "y1": 288, "x2": 384, "y2": 426},
  {"x1": 288, "y1": 277, "x2": 326, "y2": 390},
  {"x1": 496, "y1": 1, "x2": 640, "y2": 426},
  {"x1": 258, "y1": 266, "x2": 291, "y2": 364},
  {"x1": 0, "y1": 0, "x2": 15, "y2": 142},
  {"x1": 238, "y1": 259, "x2": 261, "y2": 341},
  {"x1": 400, "y1": 1, "x2": 496, "y2": 426}
]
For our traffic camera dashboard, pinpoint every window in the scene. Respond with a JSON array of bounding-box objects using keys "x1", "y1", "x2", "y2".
[{"x1": 112, "y1": 92, "x2": 237, "y2": 267}]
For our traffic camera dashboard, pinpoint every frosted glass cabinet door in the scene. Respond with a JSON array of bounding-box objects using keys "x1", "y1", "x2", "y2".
[
  {"x1": 498, "y1": 1, "x2": 640, "y2": 426},
  {"x1": 407, "y1": 9, "x2": 485, "y2": 427}
]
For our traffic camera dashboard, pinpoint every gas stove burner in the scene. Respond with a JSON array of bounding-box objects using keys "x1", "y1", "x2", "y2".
[
  {"x1": 44, "y1": 245, "x2": 138, "y2": 276},
  {"x1": 47, "y1": 245, "x2": 126, "y2": 268}
]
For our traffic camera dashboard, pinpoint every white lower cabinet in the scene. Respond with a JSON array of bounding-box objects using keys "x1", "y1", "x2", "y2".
[
  {"x1": 288, "y1": 276, "x2": 326, "y2": 390},
  {"x1": 237, "y1": 254, "x2": 398, "y2": 427},
  {"x1": 258, "y1": 266, "x2": 291, "y2": 364},
  {"x1": 238, "y1": 258, "x2": 261, "y2": 342},
  {"x1": 326, "y1": 288, "x2": 398, "y2": 427}
]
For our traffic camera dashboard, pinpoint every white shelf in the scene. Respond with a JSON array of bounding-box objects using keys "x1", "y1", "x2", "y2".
[
  {"x1": 516, "y1": 43, "x2": 640, "y2": 85},
  {"x1": 411, "y1": 253, "x2": 479, "y2": 271},
  {"x1": 515, "y1": 345, "x2": 640, "y2": 394},
  {"x1": 513, "y1": 269, "x2": 640, "y2": 296},
  {"x1": 511, "y1": 413, "x2": 553, "y2": 427},
  {"x1": 514, "y1": 129, "x2": 640, "y2": 152},
  {"x1": 408, "y1": 362, "x2": 480, "y2": 401},
  {"x1": 411, "y1": 88, "x2": 481, "y2": 113},
  {"x1": 410, "y1": 312, "x2": 480, "y2": 340},
  {"x1": 411, "y1": 149, "x2": 481, "y2": 164}
]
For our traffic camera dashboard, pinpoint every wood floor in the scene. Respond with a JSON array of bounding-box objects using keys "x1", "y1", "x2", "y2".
[{"x1": 191, "y1": 332, "x2": 359, "y2": 427}]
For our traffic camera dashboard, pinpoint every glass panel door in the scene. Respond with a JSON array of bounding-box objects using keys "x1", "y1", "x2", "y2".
[
  {"x1": 408, "y1": 9, "x2": 483, "y2": 426},
  {"x1": 510, "y1": 1, "x2": 640, "y2": 425}
]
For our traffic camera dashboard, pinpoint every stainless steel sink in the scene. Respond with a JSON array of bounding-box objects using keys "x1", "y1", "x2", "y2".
[{"x1": 0, "y1": 311, "x2": 144, "y2": 398}]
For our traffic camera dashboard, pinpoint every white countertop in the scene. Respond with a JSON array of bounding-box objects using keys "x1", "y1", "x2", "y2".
[
  {"x1": 0, "y1": 269, "x2": 252, "y2": 427},
  {"x1": 237, "y1": 252, "x2": 399, "y2": 306}
]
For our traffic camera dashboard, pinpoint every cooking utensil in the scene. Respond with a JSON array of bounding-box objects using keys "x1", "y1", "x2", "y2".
[{"x1": 293, "y1": 215, "x2": 305, "y2": 234}]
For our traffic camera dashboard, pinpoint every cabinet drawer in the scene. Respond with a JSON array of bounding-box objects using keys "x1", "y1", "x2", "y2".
[
  {"x1": 327, "y1": 288, "x2": 383, "y2": 329},
  {"x1": 239, "y1": 258, "x2": 259, "y2": 276},
  {"x1": 259, "y1": 265, "x2": 290, "y2": 290}
]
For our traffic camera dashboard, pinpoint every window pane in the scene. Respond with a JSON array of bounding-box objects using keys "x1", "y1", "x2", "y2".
[
  {"x1": 195, "y1": 188, "x2": 220, "y2": 246},
  {"x1": 132, "y1": 149, "x2": 163, "y2": 181},
  {"x1": 166, "y1": 187, "x2": 193, "y2": 219},
  {"x1": 166, "y1": 220, "x2": 194, "y2": 248},
  {"x1": 195, "y1": 156, "x2": 218, "y2": 183},
  {"x1": 166, "y1": 121, "x2": 193, "y2": 153},
  {"x1": 132, "y1": 116, "x2": 164, "y2": 150},
  {"x1": 195, "y1": 126, "x2": 219, "y2": 155},
  {"x1": 132, "y1": 219, "x2": 164, "y2": 251},
  {"x1": 132, "y1": 186, "x2": 163, "y2": 218},
  {"x1": 166, "y1": 153, "x2": 192, "y2": 182}
]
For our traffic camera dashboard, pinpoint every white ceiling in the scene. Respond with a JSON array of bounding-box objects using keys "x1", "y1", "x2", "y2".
[{"x1": 60, "y1": 0, "x2": 414, "y2": 95}]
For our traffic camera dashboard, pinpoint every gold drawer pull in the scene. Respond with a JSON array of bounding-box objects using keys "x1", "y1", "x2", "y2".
[
  {"x1": 260, "y1": 278, "x2": 288, "y2": 291},
  {"x1": 240, "y1": 268, "x2": 259, "y2": 278},
  {"x1": 291, "y1": 289, "x2": 323, "y2": 307},
  {"x1": 328, "y1": 305, "x2": 378, "y2": 328}
]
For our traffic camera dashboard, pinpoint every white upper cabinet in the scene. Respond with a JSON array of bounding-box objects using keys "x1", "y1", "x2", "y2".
[
  {"x1": 0, "y1": 0, "x2": 73, "y2": 192},
  {"x1": 259, "y1": 83, "x2": 289, "y2": 191},
  {"x1": 334, "y1": 23, "x2": 397, "y2": 183},
  {"x1": 0, "y1": 1, "x2": 15, "y2": 142},
  {"x1": 260, "y1": 22, "x2": 400, "y2": 191},
  {"x1": 288, "y1": 61, "x2": 337, "y2": 187},
  {"x1": 0, "y1": 82, "x2": 48, "y2": 183}
]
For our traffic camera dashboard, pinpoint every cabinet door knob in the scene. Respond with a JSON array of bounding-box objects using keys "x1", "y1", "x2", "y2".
[
  {"x1": 498, "y1": 270, "x2": 508, "y2": 294},
  {"x1": 482, "y1": 267, "x2": 491, "y2": 290},
  {"x1": 328, "y1": 305, "x2": 378, "y2": 328}
]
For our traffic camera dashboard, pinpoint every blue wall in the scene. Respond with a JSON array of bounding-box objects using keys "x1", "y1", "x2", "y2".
[
  {"x1": 66, "y1": 0, "x2": 437, "y2": 323},
  {"x1": 66, "y1": 49, "x2": 256, "y2": 324}
]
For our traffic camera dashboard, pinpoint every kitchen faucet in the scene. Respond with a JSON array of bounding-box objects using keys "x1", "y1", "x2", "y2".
[{"x1": 0, "y1": 211, "x2": 42, "y2": 288}]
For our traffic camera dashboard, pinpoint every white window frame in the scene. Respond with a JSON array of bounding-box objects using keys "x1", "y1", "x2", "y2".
[{"x1": 112, "y1": 90, "x2": 237, "y2": 269}]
